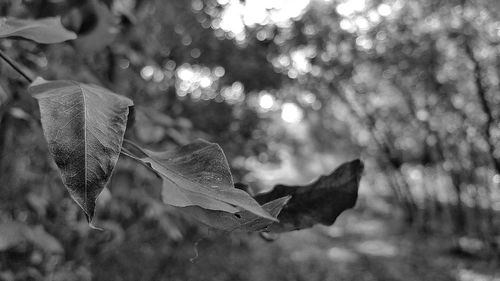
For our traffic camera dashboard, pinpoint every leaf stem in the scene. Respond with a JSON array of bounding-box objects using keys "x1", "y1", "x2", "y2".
[
  {"x1": 120, "y1": 143, "x2": 158, "y2": 175},
  {"x1": 0, "y1": 49, "x2": 34, "y2": 83}
]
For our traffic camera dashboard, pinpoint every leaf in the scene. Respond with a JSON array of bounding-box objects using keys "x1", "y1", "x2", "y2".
[
  {"x1": 122, "y1": 139, "x2": 276, "y2": 221},
  {"x1": 0, "y1": 17, "x2": 76, "y2": 44},
  {"x1": 179, "y1": 196, "x2": 291, "y2": 232},
  {"x1": 29, "y1": 79, "x2": 134, "y2": 223},
  {"x1": 255, "y1": 159, "x2": 364, "y2": 232}
]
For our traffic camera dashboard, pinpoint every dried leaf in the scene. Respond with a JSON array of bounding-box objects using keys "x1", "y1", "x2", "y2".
[
  {"x1": 30, "y1": 79, "x2": 133, "y2": 223},
  {"x1": 255, "y1": 159, "x2": 364, "y2": 232}
]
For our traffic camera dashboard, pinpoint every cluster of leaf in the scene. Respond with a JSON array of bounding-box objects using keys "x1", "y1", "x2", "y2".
[{"x1": 0, "y1": 15, "x2": 363, "y2": 235}]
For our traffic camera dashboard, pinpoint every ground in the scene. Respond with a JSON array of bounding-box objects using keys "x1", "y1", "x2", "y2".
[{"x1": 90, "y1": 207, "x2": 500, "y2": 281}]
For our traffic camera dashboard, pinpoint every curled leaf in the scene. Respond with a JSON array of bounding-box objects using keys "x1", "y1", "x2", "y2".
[
  {"x1": 255, "y1": 159, "x2": 364, "y2": 232},
  {"x1": 29, "y1": 79, "x2": 134, "y2": 223},
  {"x1": 0, "y1": 17, "x2": 76, "y2": 43},
  {"x1": 122, "y1": 139, "x2": 276, "y2": 221}
]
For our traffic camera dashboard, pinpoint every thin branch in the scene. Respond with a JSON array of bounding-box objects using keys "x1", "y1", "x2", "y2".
[
  {"x1": 0, "y1": 49, "x2": 33, "y2": 83},
  {"x1": 329, "y1": 82, "x2": 418, "y2": 219},
  {"x1": 464, "y1": 41, "x2": 500, "y2": 173}
]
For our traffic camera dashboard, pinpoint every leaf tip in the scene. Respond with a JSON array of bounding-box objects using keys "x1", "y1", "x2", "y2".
[
  {"x1": 86, "y1": 216, "x2": 103, "y2": 231},
  {"x1": 30, "y1": 76, "x2": 48, "y2": 87},
  {"x1": 267, "y1": 211, "x2": 280, "y2": 223},
  {"x1": 282, "y1": 195, "x2": 292, "y2": 203},
  {"x1": 350, "y1": 159, "x2": 365, "y2": 173},
  {"x1": 88, "y1": 223, "x2": 104, "y2": 231}
]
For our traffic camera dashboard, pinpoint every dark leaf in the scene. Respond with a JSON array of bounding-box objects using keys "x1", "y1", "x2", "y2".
[
  {"x1": 122, "y1": 139, "x2": 276, "y2": 221},
  {"x1": 0, "y1": 17, "x2": 76, "y2": 43},
  {"x1": 179, "y1": 196, "x2": 291, "y2": 232},
  {"x1": 255, "y1": 159, "x2": 364, "y2": 232},
  {"x1": 29, "y1": 79, "x2": 134, "y2": 224}
]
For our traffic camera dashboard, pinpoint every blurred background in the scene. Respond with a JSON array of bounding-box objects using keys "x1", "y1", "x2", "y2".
[{"x1": 0, "y1": 0, "x2": 500, "y2": 280}]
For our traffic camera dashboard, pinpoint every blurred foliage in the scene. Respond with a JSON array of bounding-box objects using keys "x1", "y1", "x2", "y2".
[{"x1": 0, "y1": 0, "x2": 499, "y2": 279}]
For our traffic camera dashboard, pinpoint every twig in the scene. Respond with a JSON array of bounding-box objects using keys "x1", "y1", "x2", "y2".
[
  {"x1": 331, "y1": 82, "x2": 418, "y2": 220},
  {"x1": 464, "y1": 41, "x2": 500, "y2": 173},
  {"x1": 0, "y1": 49, "x2": 33, "y2": 83}
]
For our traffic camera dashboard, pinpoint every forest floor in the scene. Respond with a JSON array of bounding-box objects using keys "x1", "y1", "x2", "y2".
[{"x1": 93, "y1": 205, "x2": 500, "y2": 281}]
